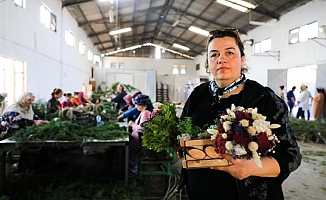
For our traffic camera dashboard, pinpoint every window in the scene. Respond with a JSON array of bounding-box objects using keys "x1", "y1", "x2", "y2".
[
  {"x1": 0, "y1": 55, "x2": 26, "y2": 105},
  {"x1": 93, "y1": 55, "x2": 102, "y2": 67},
  {"x1": 289, "y1": 28, "x2": 299, "y2": 44},
  {"x1": 254, "y1": 38, "x2": 271, "y2": 54},
  {"x1": 87, "y1": 50, "x2": 93, "y2": 61},
  {"x1": 289, "y1": 21, "x2": 318, "y2": 44},
  {"x1": 110, "y1": 62, "x2": 116, "y2": 68},
  {"x1": 40, "y1": 4, "x2": 57, "y2": 32},
  {"x1": 79, "y1": 41, "x2": 85, "y2": 55},
  {"x1": 119, "y1": 63, "x2": 125, "y2": 69},
  {"x1": 13, "y1": 0, "x2": 26, "y2": 8},
  {"x1": 65, "y1": 28, "x2": 75, "y2": 46}
]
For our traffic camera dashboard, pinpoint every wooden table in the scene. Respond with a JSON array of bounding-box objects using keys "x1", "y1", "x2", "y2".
[{"x1": 0, "y1": 136, "x2": 129, "y2": 195}]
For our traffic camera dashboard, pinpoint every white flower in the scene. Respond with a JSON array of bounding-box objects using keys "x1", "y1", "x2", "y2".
[
  {"x1": 240, "y1": 119, "x2": 249, "y2": 127},
  {"x1": 225, "y1": 141, "x2": 233, "y2": 150},
  {"x1": 233, "y1": 144, "x2": 247, "y2": 156},
  {"x1": 237, "y1": 106, "x2": 245, "y2": 112},
  {"x1": 222, "y1": 133, "x2": 227, "y2": 139},
  {"x1": 223, "y1": 121, "x2": 232, "y2": 131},
  {"x1": 231, "y1": 104, "x2": 236, "y2": 111},
  {"x1": 266, "y1": 129, "x2": 272, "y2": 136},
  {"x1": 221, "y1": 114, "x2": 232, "y2": 121},
  {"x1": 248, "y1": 142, "x2": 262, "y2": 168},
  {"x1": 247, "y1": 107, "x2": 258, "y2": 114},
  {"x1": 252, "y1": 119, "x2": 270, "y2": 133},
  {"x1": 247, "y1": 126, "x2": 256, "y2": 136},
  {"x1": 210, "y1": 132, "x2": 219, "y2": 140},
  {"x1": 177, "y1": 133, "x2": 191, "y2": 141},
  {"x1": 207, "y1": 129, "x2": 218, "y2": 135},
  {"x1": 226, "y1": 109, "x2": 236, "y2": 119},
  {"x1": 270, "y1": 124, "x2": 281, "y2": 129},
  {"x1": 252, "y1": 112, "x2": 266, "y2": 120}
]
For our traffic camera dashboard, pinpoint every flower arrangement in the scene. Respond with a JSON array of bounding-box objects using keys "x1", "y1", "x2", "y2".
[{"x1": 208, "y1": 104, "x2": 280, "y2": 168}]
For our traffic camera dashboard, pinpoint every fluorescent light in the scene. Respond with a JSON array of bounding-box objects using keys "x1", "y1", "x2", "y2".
[
  {"x1": 109, "y1": 27, "x2": 132, "y2": 35},
  {"x1": 107, "y1": 43, "x2": 194, "y2": 59},
  {"x1": 155, "y1": 46, "x2": 161, "y2": 59},
  {"x1": 188, "y1": 26, "x2": 209, "y2": 36},
  {"x1": 228, "y1": 0, "x2": 256, "y2": 9},
  {"x1": 108, "y1": 45, "x2": 141, "y2": 55},
  {"x1": 216, "y1": 0, "x2": 248, "y2": 12},
  {"x1": 173, "y1": 43, "x2": 190, "y2": 51}
]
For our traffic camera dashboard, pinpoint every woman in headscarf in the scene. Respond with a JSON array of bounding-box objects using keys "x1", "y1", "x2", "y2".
[
  {"x1": 128, "y1": 94, "x2": 153, "y2": 141},
  {"x1": 0, "y1": 92, "x2": 50, "y2": 139}
]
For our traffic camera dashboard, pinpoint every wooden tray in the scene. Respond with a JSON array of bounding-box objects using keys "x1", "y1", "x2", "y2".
[{"x1": 180, "y1": 139, "x2": 232, "y2": 169}]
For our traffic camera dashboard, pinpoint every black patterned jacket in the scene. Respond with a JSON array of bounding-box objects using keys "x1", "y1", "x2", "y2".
[{"x1": 179, "y1": 79, "x2": 302, "y2": 200}]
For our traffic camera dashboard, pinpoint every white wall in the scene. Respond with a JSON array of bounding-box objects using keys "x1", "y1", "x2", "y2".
[
  {"x1": 193, "y1": 1, "x2": 326, "y2": 87},
  {"x1": 101, "y1": 57, "x2": 199, "y2": 102},
  {"x1": 244, "y1": 1, "x2": 326, "y2": 86},
  {"x1": 0, "y1": 0, "x2": 100, "y2": 101}
]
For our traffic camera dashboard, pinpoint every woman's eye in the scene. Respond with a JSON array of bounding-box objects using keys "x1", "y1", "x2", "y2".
[
  {"x1": 227, "y1": 51, "x2": 235, "y2": 55},
  {"x1": 210, "y1": 53, "x2": 218, "y2": 58}
]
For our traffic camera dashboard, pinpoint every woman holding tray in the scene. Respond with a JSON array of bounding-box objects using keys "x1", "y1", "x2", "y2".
[{"x1": 178, "y1": 28, "x2": 302, "y2": 199}]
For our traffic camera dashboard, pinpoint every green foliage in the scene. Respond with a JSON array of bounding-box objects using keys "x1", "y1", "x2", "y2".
[
  {"x1": 32, "y1": 100, "x2": 59, "y2": 121},
  {"x1": 101, "y1": 101, "x2": 119, "y2": 119},
  {"x1": 32, "y1": 100, "x2": 46, "y2": 119},
  {"x1": 289, "y1": 117, "x2": 326, "y2": 143},
  {"x1": 177, "y1": 116, "x2": 201, "y2": 138},
  {"x1": 142, "y1": 103, "x2": 181, "y2": 153},
  {"x1": 12, "y1": 120, "x2": 128, "y2": 146}
]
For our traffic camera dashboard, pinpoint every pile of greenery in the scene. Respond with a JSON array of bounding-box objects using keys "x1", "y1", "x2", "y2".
[
  {"x1": 12, "y1": 120, "x2": 128, "y2": 146},
  {"x1": 289, "y1": 117, "x2": 326, "y2": 143}
]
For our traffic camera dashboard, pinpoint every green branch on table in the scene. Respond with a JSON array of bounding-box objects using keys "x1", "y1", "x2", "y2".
[{"x1": 12, "y1": 120, "x2": 129, "y2": 146}]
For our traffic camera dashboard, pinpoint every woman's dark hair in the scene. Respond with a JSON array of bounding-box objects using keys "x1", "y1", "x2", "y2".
[
  {"x1": 204, "y1": 28, "x2": 247, "y2": 74},
  {"x1": 317, "y1": 87, "x2": 325, "y2": 93},
  {"x1": 134, "y1": 94, "x2": 153, "y2": 112},
  {"x1": 51, "y1": 88, "x2": 63, "y2": 97},
  {"x1": 280, "y1": 85, "x2": 285, "y2": 90},
  {"x1": 64, "y1": 93, "x2": 72, "y2": 97},
  {"x1": 119, "y1": 84, "x2": 125, "y2": 91}
]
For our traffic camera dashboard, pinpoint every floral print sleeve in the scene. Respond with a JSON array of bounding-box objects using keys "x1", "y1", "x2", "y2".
[{"x1": 0, "y1": 111, "x2": 34, "y2": 139}]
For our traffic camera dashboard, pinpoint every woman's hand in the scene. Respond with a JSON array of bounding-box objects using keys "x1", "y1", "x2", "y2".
[
  {"x1": 210, "y1": 154, "x2": 257, "y2": 180},
  {"x1": 34, "y1": 120, "x2": 50, "y2": 126},
  {"x1": 211, "y1": 154, "x2": 280, "y2": 180},
  {"x1": 128, "y1": 121, "x2": 134, "y2": 127}
]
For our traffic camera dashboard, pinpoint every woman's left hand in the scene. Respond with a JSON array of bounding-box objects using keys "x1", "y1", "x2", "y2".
[
  {"x1": 210, "y1": 154, "x2": 258, "y2": 180},
  {"x1": 34, "y1": 120, "x2": 50, "y2": 126}
]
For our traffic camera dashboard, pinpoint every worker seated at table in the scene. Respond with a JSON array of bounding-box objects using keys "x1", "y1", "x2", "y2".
[
  {"x1": 70, "y1": 92, "x2": 86, "y2": 107},
  {"x1": 0, "y1": 92, "x2": 50, "y2": 140},
  {"x1": 117, "y1": 92, "x2": 142, "y2": 123}
]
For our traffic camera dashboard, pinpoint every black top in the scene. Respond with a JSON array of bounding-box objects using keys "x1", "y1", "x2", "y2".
[
  {"x1": 111, "y1": 91, "x2": 127, "y2": 110},
  {"x1": 180, "y1": 79, "x2": 302, "y2": 200},
  {"x1": 47, "y1": 97, "x2": 61, "y2": 114}
]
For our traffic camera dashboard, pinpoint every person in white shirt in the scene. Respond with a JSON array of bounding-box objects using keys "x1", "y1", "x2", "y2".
[{"x1": 296, "y1": 85, "x2": 310, "y2": 120}]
